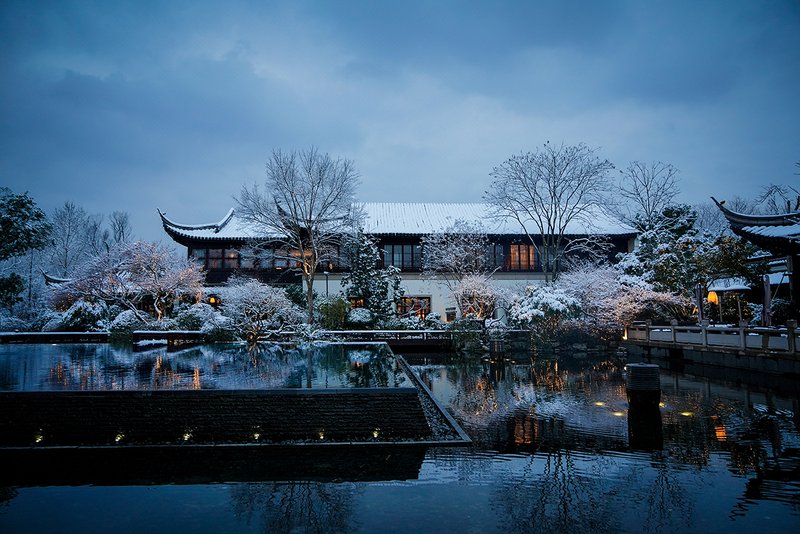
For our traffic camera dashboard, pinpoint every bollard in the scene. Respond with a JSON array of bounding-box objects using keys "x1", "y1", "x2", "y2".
[
  {"x1": 625, "y1": 362, "x2": 663, "y2": 450},
  {"x1": 625, "y1": 363, "x2": 661, "y2": 407}
]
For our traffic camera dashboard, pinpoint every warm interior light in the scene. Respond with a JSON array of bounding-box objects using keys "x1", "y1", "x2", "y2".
[
  {"x1": 714, "y1": 424, "x2": 727, "y2": 441},
  {"x1": 680, "y1": 411, "x2": 694, "y2": 417},
  {"x1": 707, "y1": 291, "x2": 718, "y2": 305}
]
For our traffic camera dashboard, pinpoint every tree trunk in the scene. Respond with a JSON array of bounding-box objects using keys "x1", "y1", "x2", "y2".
[{"x1": 305, "y1": 274, "x2": 315, "y2": 324}]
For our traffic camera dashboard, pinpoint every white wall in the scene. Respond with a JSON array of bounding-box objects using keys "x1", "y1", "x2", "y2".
[{"x1": 312, "y1": 271, "x2": 547, "y2": 321}]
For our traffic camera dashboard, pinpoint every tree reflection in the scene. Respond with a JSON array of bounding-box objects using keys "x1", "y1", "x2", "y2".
[
  {"x1": 492, "y1": 450, "x2": 620, "y2": 533},
  {"x1": 229, "y1": 481, "x2": 358, "y2": 533}
]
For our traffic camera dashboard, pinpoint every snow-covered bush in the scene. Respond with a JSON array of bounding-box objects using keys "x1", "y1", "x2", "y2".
[
  {"x1": 109, "y1": 309, "x2": 149, "y2": 334},
  {"x1": 347, "y1": 307, "x2": 375, "y2": 328},
  {"x1": 59, "y1": 299, "x2": 109, "y2": 331},
  {"x1": 422, "y1": 312, "x2": 447, "y2": 329},
  {"x1": 220, "y1": 277, "x2": 301, "y2": 343},
  {"x1": 509, "y1": 285, "x2": 581, "y2": 330},
  {"x1": 174, "y1": 303, "x2": 221, "y2": 331},
  {"x1": 200, "y1": 313, "x2": 235, "y2": 342},
  {"x1": 0, "y1": 312, "x2": 29, "y2": 332}
]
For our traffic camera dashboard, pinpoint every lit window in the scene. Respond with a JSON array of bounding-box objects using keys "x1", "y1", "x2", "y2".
[
  {"x1": 398, "y1": 296, "x2": 431, "y2": 319},
  {"x1": 224, "y1": 249, "x2": 239, "y2": 269},
  {"x1": 509, "y1": 244, "x2": 535, "y2": 270}
]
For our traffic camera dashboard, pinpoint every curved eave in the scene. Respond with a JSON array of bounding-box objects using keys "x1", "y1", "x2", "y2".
[
  {"x1": 712, "y1": 197, "x2": 800, "y2": 227},
  {"x1": 161, "y1": 224, "x2": 244, "y2": 247},
  {"x1": 157, "y1": 207, "x2": 236, "y2": 232}
]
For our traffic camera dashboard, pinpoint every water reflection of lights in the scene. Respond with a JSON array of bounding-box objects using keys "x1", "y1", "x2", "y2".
[
  {"x1": 612, "y1": 411, "x2": 626, "y2": 417},
  {"x1": 192, "y1": 367, "x2": 201, "y2": 389},
  {"x1": 680, "y1": 411, "x2": 694, "y2": 417},
  {"x1": 594, "y1": 401, "x2": 606, "y2": 406}
]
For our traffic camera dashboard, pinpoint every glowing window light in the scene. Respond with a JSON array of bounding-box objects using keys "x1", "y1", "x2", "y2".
[{"x1": 707, "y1": 291, "x2": 719, "y2": 305}]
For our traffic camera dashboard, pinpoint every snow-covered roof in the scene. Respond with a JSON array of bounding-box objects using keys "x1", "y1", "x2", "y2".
[
  {"x1": 738, "y1": 223, "x2": 800, "y2": 239},
  {"x1": 707, "y1": 277, "x2": 750, "y2": 292},
  {"x1": 159, "y1": 202, "x2": 635, "y2": 242},
  {"x1": 362, "y1": 202, "x2": 633, "y2": 235}
]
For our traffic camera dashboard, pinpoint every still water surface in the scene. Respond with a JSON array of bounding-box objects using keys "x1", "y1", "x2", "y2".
[{"x1": 1, "y1": 344, "x2": 798, "y2": 533}]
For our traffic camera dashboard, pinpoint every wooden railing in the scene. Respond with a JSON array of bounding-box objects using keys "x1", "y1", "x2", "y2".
[{"x1": 625, "y1": 322, "x2": 799, "y2": 354}]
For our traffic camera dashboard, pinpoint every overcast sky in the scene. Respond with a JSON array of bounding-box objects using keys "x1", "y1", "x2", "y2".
[{"x1": 2, "y1": 0, "x2": 798, "y2": 242}]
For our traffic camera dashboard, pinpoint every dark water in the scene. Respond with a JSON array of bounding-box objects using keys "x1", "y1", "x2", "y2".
[{"x1": 1, "y1": 345, "x2": 799, "y2": 533}]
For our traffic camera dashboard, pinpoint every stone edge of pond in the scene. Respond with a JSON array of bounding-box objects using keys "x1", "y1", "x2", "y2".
[{"x1": 396, "y1": 354, "x2": 472, "y2": 445}]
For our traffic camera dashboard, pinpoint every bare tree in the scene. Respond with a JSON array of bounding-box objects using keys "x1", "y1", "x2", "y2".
[
  {"x1": 236, "y1": 147, "x2": 362, "y2": 323},
  {"x1": 694, "y1": 196, "x2": 757, "y2": 236},
  {"x1": 614, "y1": 161, "x2": 680, "y2": 229},
  {"x1": 757, "y1": 183, "x2": 800, "y2": 213},
  {"x1": 59, "y1": 241, "x2": 204, "y2": 322},
  {"x1": 109, "y1": 211, "x2": 133, "y2": 245},
  {"x1": 47, "y1": 202, "x2": 91, "y2": 277},
  {"x1": 485, "y1": 142, "x2": 614, "y2": 280},
  {"x1": 47, "y1": 203, "x2": 136, "y2": 277},
  {"x1": 421, "y1": 219, "x2": 495, "y2": 291}
]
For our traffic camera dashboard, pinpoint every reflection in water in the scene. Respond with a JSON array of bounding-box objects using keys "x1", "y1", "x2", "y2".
[
  {"x1": 230, "y1": 482, "x2": 359, "y2": 534},
  {"x1": 0, "y1": 343, "x2": 410, "y2": 391},
  {"x1": 413, "y1": 350, "x2": 800, "y2": 525}
]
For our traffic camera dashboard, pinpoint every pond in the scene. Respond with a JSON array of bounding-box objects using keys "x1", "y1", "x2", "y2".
[{"x1": 1, "y1": 344, "x2": 798, "y2": 533}]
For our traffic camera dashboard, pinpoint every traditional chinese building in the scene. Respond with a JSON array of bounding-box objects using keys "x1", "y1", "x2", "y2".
[
  {"x1": 714, "y1": 198, "x2": 799, "y2": 321},
  {"x1": 159, "y1": 202, "x2": 636, "y2": 320}
]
